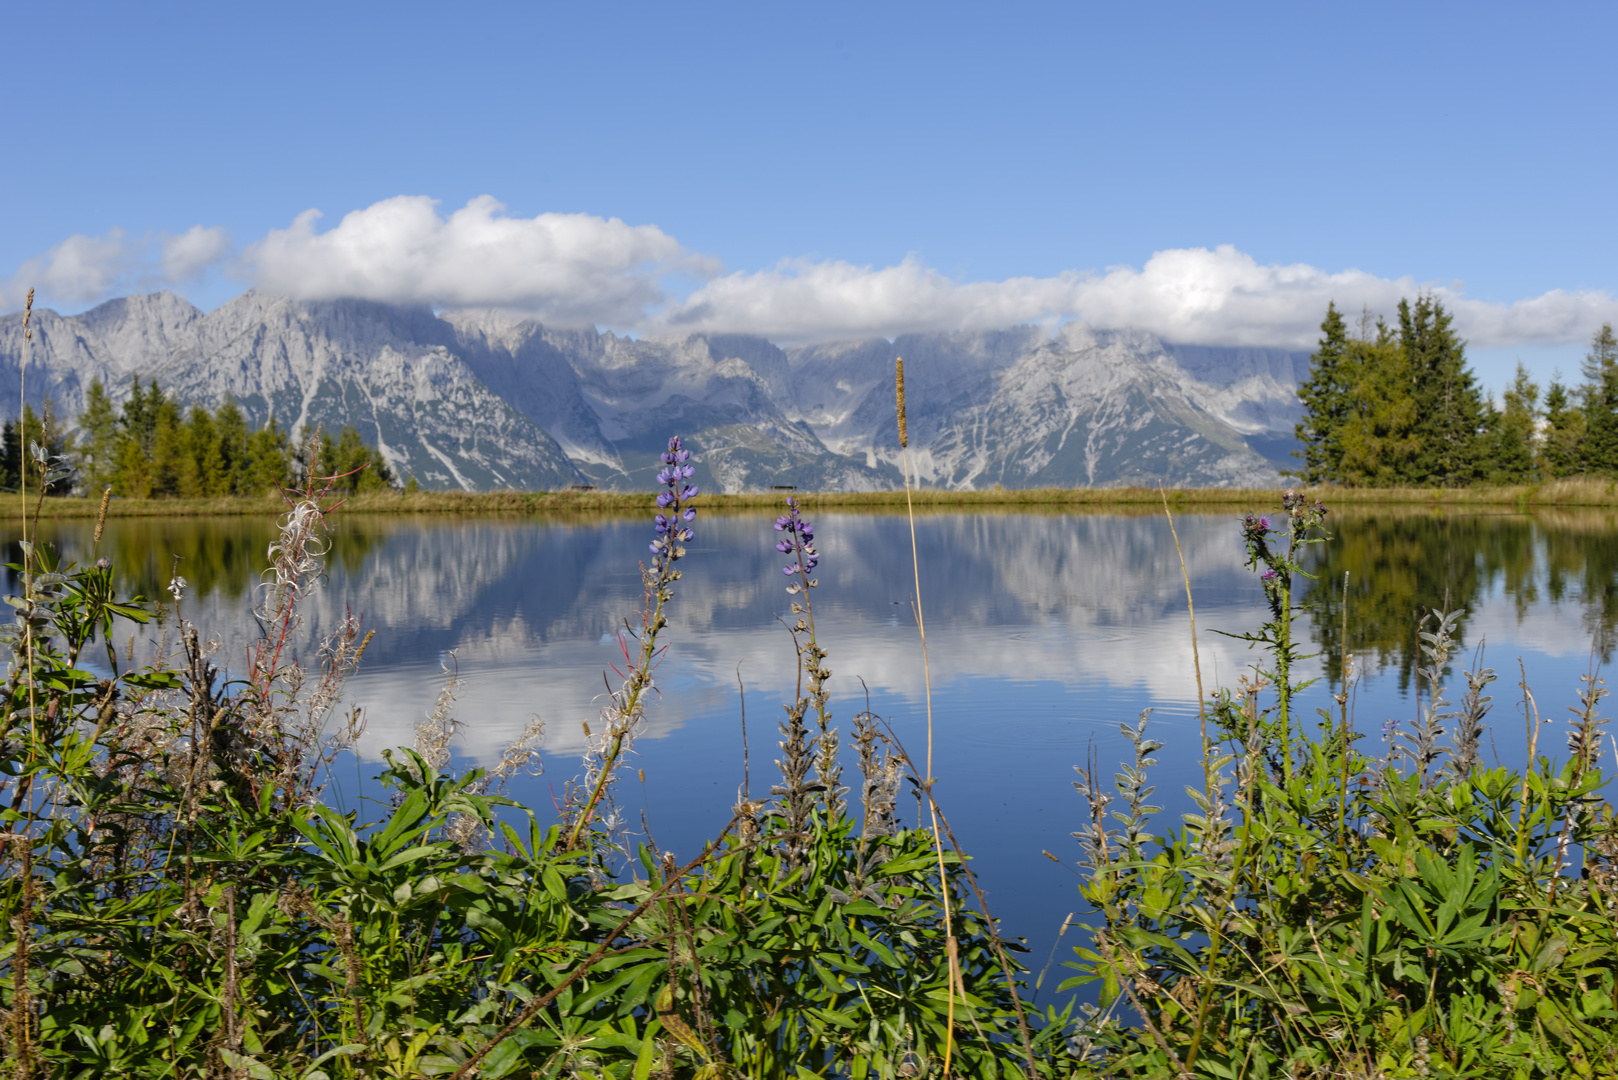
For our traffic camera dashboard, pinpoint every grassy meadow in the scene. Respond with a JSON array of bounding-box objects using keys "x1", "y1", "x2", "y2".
[{"x1": 11, "y1": 474, "x2": 1618, "y2": 520}]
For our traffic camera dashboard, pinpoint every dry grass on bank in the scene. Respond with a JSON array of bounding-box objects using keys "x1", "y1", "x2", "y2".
[{"x1": 9, "y1": 475, "x2": 1618, "y2": 520}]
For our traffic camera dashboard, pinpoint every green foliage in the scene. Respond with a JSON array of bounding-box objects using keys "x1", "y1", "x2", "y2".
[
  {"x1": 0, "y1": 403, "x2": 71, "y2": 495},
  {"x1": 1403, "y1": 296, "x2": 1488, "y2": 487},
  {"x1": 316, "y1": 424, "x2": 395, "y2": 494},
  {"x1": 1542, "y1": 378, "x2": 1586, "y2": 479},
  {"x1": 1297, "y1": 297, "x2": 1498, "y2": 487},
  {"x1": 76, "y1": 377, "x2": 303, "y2": 497},
  {"x1": 1581, "y1": 324, "x2": 1618, "y2": 475},
  {"x1": 1489, "y1": 364, "x2": 1541, "y2": 485},
  {"x1": 0, "y1": 482, "x2": 1085, "y2": 1077},
  {"x1": 1294, "y1": 303, "x2": 1354, "y2": 485},
  {"x1": 1336, "y1": 318, "x2": 1422, "y2": 487},
  {"x1": 1066, "y1": 494, "x2": 1618, "y2": 1078}
]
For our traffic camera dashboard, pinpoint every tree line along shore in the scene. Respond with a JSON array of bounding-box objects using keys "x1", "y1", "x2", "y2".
[{"x1": 8, "y1": 296, "x2": 1618, "y2": 516}]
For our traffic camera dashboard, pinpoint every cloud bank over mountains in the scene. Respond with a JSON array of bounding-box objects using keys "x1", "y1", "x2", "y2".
[{"x1": 5, "y1": 195, "x2": 1615, "y2": 350}]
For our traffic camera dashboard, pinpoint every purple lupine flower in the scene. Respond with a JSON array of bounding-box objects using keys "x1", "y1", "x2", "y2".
[
  {"x1": 648, "y1": 436, "x2": 697, "y2": 565},
  {"x1": 774, "y1": 496, "x2": 820, "y2": 592}
]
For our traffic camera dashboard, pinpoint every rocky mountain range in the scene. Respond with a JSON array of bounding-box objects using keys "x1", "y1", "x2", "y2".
[{"x1": 0, "y1": 291, "x2": 1309, "y2": 491}]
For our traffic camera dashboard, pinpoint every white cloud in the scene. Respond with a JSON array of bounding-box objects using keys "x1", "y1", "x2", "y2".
[
  {"x1": 1, "y1": 225, "x2": 232, "y2": 312},
  {"x1": 10, "y1": 199, "x2": 1618, "y2": 352},
  {"x1": 161, "y1": 225, "x2": 233, "y2": 282},
  {"x1": 240, "y1": 195, "x2": 710, "y2": 325},
  {"x1": 663, "y1": 244, "x2": 1618, "y2": 349}
]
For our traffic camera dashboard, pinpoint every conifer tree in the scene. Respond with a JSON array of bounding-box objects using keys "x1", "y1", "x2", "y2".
[
  {"x1": 0, "y1": 420, "x2": 17, "y2": 491},
  {"x1": 214, "y1": 398, "x2": 251, "y2": 494},
  {"x1": 1401, "y1": 295, "x2": 1486, "y2": 486},
  {"x1": 1541, "y1": 377, "x2": 1585, "y2": 478},
  {"x1": 79, "y1": 380, "x2": 295, "y2": 498},
  {"x1": 1337, "y1": 318, "x2": 1422, "y2": 485},
  {"x1": 316, "y1": 424, "x2": 394, "y2": 494},
  {"x1": 1579, "y1": 323, "x2": 1618, "y2": 474},
  {"x1": 148, "y1": 393, "x2": 185, "y2": 496},
  {"x1": 180, "y1": 406, "x2": 225, "y2": 497},
  {"x1": 79, "y1": 379, "x2": 121, "y2": 492},
  {"x1": 1293, "y1": 302, "x2": 1353, "y2": 483},
  {"x1": 242, "y1": 419, "x2": 291, "y2": 495},
  {"x1": 1488, "y1": 363, "x2": 1539, "y2": 484}
]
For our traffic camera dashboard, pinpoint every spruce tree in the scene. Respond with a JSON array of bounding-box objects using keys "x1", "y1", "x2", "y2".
[
  {"x1": 78, "y1": 379, "x2": 121, "y2": 493},
  {"x1": 1580, "y1": 323, "x2": 1618, "y2": 474},
  {"x1": 148, "y1": 394, "x2": 184, "y2": 497},
  {"x1": 214, "y1": 398, "x2": 250, "y2": 494},
  {"x1": 1488, "y1": 363, "x2": 1539, "y2": 484},
  {"x1": 0, "y1": 421, "x2": 16, "y2": 491},
  {"x1": 1541, "y1": 377, "x2": 1585, "y2": 477},
  {"x1": 1401, "y1": 295, "x2": 1486, "y2": 486},
  {"x1": 1294, "y1": 302, "x2": 1353, "y2": 483},
  {"x1": 244, "y1": 419, "x2": 291, "y2": 495}
]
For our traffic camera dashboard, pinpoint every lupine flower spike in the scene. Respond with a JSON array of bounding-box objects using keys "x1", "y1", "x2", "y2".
[
  {"x1": 771, "y1": 496, "x2": 841, "y2": 841},
  {"x1": 566, "y1": 436, "x2": 698, "y2": 852}
]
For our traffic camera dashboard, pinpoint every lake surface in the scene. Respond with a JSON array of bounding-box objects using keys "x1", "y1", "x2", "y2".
[{"x1": 24, "y1": 502, "x2": 1618, "y2": 1001}]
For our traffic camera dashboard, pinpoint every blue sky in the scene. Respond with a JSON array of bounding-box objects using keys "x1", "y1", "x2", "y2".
[{"x1": 5, "y1": 0, "x2": 1616, "y2": 387}]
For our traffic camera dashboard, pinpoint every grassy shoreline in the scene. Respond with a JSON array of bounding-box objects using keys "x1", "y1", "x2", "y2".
[{"x1": 10, "y1": 475, "x2": 1618, "y2": 518}]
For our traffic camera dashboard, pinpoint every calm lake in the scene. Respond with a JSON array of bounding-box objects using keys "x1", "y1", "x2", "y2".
[{"x1": 25, "y1": 502, "x2": 1618, "y2": 1001}]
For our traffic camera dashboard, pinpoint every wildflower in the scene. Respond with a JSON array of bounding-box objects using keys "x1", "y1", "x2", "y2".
[
  {"x1": 648, "y1": 436, "x2": 698, "y2": 567},
  {"x1": 1261, "y1": 568, "x2": 1278, "y2": 582},
  {"x1": 775, "y1": 496, "x2": 819, "y2": 588}
]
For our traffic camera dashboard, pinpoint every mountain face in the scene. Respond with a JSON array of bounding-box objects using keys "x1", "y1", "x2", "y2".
[
  {"x1": 0, "y1": 292, "x2": 1308, "y2": 492},
  {"x1": 0, "y1": 292, "x2": 586, "y2": 491}
]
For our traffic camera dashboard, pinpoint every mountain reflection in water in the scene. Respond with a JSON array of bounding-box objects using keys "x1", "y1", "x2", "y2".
[{"x1": 17, "y1": 504, "x2": 1618, "y2": 990}]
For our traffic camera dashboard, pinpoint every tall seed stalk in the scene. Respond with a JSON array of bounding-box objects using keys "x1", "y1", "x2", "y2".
[{"x1": 895, "y1": 358, "x2": 964, "y2": 1075}]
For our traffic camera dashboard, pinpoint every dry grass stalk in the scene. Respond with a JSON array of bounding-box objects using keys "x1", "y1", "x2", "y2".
[{"x1": 894, "y1": 356, "x2": 964, "y2": 1074}]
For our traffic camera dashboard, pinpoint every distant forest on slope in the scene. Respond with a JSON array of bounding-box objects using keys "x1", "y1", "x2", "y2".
[{"x1": 3, "y1": 377, "x2": 397, "y2": 497}]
